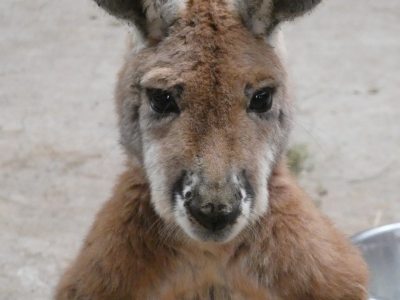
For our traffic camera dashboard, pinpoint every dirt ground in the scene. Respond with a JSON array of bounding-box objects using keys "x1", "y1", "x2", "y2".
[{"x1": 0, "y1": 0, "x2": 399, "y2": 299}]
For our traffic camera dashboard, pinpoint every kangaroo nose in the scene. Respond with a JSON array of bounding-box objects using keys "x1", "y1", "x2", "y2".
[{"x1": 187, "y1": 202, "x2": 240, "y2": 231}]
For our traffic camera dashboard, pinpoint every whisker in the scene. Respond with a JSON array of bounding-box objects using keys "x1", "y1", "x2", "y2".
[{"x1": 285, "y1": 112, "x2": 327, "y2": 158}]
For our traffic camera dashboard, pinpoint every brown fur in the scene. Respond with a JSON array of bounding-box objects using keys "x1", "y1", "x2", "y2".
[
  {"x1": 55, "y1": 162, "x2": 368, "y2": 299},
  {"x1": 55, "y1": 0, "x2": 369, "y2": 299}
]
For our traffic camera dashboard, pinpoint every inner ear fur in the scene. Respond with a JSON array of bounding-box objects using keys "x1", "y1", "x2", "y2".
[{"x1": 236, "y1": 0, "x2": 322, "y2": 35}]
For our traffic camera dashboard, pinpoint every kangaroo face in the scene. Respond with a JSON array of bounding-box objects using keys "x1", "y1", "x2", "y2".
[
  {"x1": 116, "y1": 2, "x2": 296, "y2": 243},
  {"x1": 118, "y1": 11, "x2": 292, "y2": 243}
]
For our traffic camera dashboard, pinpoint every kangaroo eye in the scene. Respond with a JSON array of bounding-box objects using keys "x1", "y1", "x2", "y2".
[
  {"x1": 147, "y1": 89, "x2": 179, "y2": 114},
  {"x1": 248, "y1": 87, "x2": 274, "y2": 113}
]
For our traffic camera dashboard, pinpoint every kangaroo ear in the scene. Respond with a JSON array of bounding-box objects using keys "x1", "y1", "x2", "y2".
[
  {"x1": 234, "y1": 0, "x2": 322, "y2": 35},
  {"x1": 93, "y1": 0, "x2": 184, "y2": 40}
]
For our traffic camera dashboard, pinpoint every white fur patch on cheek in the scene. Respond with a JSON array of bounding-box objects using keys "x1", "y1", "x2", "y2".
[
  {"x1": 226, "y1": 198, "x2": 252, "y2": 242},
  {"x1": 219, "y1": 173, "x2": 252, "y2": 241},
  {"x1": 172, "y1": 173, "x2": 200, "y2": 239},
  {"x1": 143, "y1": 142, "x2": 175, "y2": 221},
  {"x1": 232, "y1": 175, "x2": 248, "y2": 202},
  {"x1": 173, "y1": 195, "x2": 199, "y2": 240},
  {"x1": 252, "y1": 145, "x2": 275, "y2": 218},
  {"x1": 182, "y1": 172, "x2": 199, "y2": 196}
]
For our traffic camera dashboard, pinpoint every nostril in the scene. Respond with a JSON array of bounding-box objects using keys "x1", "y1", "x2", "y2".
[
  {"x1": 184, "y1": 191, "x2": 192, "y2": 199},
  {"x1": 200, "y1": 202, "x2": 214, "y2": 214},
  {"x1": 216, "y1": 204, "x2": 231, "y2": 214}
]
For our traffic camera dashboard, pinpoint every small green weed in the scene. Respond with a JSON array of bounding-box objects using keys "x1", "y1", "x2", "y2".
[{"x1": 287, "y1": 144, "x2": 309, "y2": 175}]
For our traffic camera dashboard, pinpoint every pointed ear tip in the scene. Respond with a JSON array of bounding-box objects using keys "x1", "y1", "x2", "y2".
[
  {"x1": 274, "y1": 0, "x2": 323, "y2": 22},
  {"x1": 91, "y1": 0, "x2": 150, "y2": 36}
]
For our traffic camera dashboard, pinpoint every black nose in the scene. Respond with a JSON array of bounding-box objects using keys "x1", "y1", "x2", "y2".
[{"x1": 187, "y1": 202, "x2": 240, "y2": 231}]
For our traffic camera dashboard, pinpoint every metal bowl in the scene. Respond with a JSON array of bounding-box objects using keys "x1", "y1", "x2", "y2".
[{"x1": 351, "y1": 223, "x2": 400, "y2": 300}]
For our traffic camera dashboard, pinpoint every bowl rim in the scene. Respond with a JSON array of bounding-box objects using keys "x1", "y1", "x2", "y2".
[{"x1": 350, "y1": 222, "x2": 400, "y2": 244}]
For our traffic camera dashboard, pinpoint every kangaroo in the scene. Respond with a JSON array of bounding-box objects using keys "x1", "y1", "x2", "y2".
[{"x1": 55, "y1": 0, "x2": 369, "y2": 299}]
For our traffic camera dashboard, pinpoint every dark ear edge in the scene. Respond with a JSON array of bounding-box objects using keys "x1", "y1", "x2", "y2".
[
  {"x1": 93, "y1": 0, "x2": 148, "y2": 36},
  {"x1": 266, "y1": 0, "x2": 322, "y2": 34},
  {"x1": 272, "y1": 0, "x2": 322, "y2": 22}
]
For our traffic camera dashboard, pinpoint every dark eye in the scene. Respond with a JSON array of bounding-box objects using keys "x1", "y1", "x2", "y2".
[
  {"x1": 248, "y1": 87, "x2": 274, "y2": 113},
  {"x1": 147, "y1": 89, "x2": 179, "y2": 114}
]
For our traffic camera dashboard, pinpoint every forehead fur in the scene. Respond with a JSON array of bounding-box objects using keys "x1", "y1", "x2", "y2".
[
  {"x1": 137, "y1": 0, "x2": 286, "y2": 87},
  {"x1": 132, "y1": 0, "x2": 287, "y2": 132}
]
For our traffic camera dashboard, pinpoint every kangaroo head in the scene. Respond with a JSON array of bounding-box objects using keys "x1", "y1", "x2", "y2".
[{"x1": 95, "y1": 0, "x2": 321, "y2": 242}]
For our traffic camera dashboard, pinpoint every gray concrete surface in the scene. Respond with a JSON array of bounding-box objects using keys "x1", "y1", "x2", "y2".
[{"x1": 0, "y1": 0, "x2": 399, "y2": 299}]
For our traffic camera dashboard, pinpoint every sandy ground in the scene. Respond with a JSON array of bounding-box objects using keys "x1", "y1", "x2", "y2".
[{"x1": 0, "y1": 0, "x2": 399, "y2": 299}]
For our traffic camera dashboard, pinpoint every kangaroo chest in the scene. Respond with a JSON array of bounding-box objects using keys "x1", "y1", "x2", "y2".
[{"x1": 147, "y1": 248, "x2": 271, "y2": 300}]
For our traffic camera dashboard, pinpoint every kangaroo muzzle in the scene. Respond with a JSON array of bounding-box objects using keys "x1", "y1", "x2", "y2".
[
  {"x1": 173, "y1": 170, "x2": 254, "y2": 241},
  {"x1": 186, "y1": 195, "x2": 241, "y2": 231}
]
